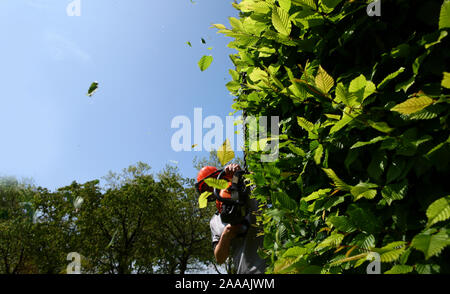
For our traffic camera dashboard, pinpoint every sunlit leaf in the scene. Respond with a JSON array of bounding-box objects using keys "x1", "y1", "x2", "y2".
[
  {"x1": 315, "y1": 65, "x2": 334, "y2": 94},
  {"x1": 198, "y1": 191, "x2": 212, "y2": 209},
  {"x1": 390, "y1": 96, "x2": 434, "y2": 115},
  {"x1": 198, "y1": 55, "x2": 213, "y2": 71},
  {"x1": 426, "y1": 195, "x2": 450, "y2": 227},
  {"x1": 217, "y1": 139, "x2": 235, "y2": 166},
  {"x1": 204, "y1": 178, "x2": 229, "y2": 190},
  {"x1": 272, "y1": 6, "x2": 292, "y2": 36}
]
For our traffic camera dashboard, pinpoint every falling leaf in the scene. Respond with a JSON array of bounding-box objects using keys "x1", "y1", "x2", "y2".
[
  {"x1": 191, "y1": 144, "x2": 198, "y2": 149},
  {"x1": 217, "y1": 139, "x2": 235, "y2": 166},
  {"x1": 186, "y1": 41, "x2": 192, "y2": 47},
  {"x1": 198, "y1": 191, "x2": 212, "y2": 209},
  {"x1": 198, "y1": 55, "x2": 213, "y2": 71},
  {"x1": 201, "y1": 38, "x2": 206, "y2": 44},
  {"x1": 204, "y1": 178, "x2": 229, "y2": 190},
  {"x1": 87, "y1": 81, "x2": 99, "y2": 97}
]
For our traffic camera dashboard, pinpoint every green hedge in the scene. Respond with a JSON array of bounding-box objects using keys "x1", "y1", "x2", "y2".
[{"x1": 215, "y1": 0, "x2": 450, "y2": 273}]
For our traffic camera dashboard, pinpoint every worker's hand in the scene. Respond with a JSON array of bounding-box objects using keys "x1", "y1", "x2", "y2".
[
  {"x1": 221, "y1": 224, "x2": 241, "y2": 241},
  {"x1": 224, "y1": 163, "x2": 241, "y2": 175}
]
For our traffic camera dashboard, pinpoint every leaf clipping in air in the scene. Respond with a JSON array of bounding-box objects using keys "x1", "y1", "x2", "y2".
[
  {"x1": 198, "y1": 55, "x2": 213, "y2": 71},
  {"x1": 272, "y1": 6, "x2": 292, "y2": 36},
  {"x1": 315, "y1": 65, "x2": 334, "y2": 94},
  {"x1": 204, "y1": 178, "x2": 229, "y2": 190},
  {"x1": 87, "y1": 81, "x2": 99, "y2": 97},
  {"x1": 217, "y1": 139, "x2": 235, "y2": 166},
  {"x1": 198, "y1": 191, "x2": 212, "y2": 209},
  {"x1": 390, "y1": 96, "x2": 434, "y2": 115}
]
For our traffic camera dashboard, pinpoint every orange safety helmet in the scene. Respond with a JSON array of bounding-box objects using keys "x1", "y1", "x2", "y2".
[
  {"x1": 195, "y1": 166, "x2": 219, "y2": 195},
  {"x1": 197, "y1": 166, "x2": 218, "y2": 183},
  {"x1": 196, "y1": 166, "x2": 232, "y2": 213}
]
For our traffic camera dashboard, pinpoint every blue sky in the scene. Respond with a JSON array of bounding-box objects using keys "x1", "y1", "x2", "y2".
[{"x1": 0, "y1": 0, "x2": 243, "y2": 190}]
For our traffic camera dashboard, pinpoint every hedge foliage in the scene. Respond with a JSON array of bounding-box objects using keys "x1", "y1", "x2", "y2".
[{"x1": 215, "y1": 0, "x2": 450, "y2": 273}]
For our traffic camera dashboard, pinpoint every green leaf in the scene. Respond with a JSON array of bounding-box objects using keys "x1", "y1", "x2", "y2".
[
  {"x1": 353, "y1": 233, "x2": 375, "y2": 251},
  {"x1": 350, "y1": 182, "x2": 378, "y2": 201},
  {"x1": 348, "y1": 74, "x2": 375, "y2": 102},
  {"x1": 314, "y1": 144, "x2": 324, "y2": 165},
  {"x1": 288, "y1": 144, "x2": 306, "y2": 157},
  {"x1": 297, "y1": 117, "x2": 315, "y2": 133},
  {"x1": 411, "y1": 229, "x2": 450, "y2": 260},
  {"x1": 203, "y1": 178, "x2": 229, "y2": 190},
  {"x1": 442, "y1": 72, "x2": 450, "y2": 89},
  {"x1": 381, "y1": 180, "x2": 408, "y2": 206},
  {"x1": 282, "y1": 246, "x2": 308, "y2": 258},
  {"x1": 316, "y1": 233, "x2": 345, "y2": 250},
  {"x1": 321, "y1": 0, "x2": 342, "y2": 13},
  {"x1": 274, "y1": 191, "x2": 297, "y2": 210},
  {"x1": 378, "y1": 241, "x2": 407, "y2": 263},
  {"x1": 329, "y1": 108, "x2": 358, "y2": 134},
  {"x1": 335, "y1": 83, "x2": 358, "y2": 107},
  {"x1": 239, "y1": 1, "x2": 271, "y2": 14},
  {"x1": 292, "y1": 0, "x2": 317, "y2": 10},
  {"x1": 210, "y1": 23, "x2": 226, "y2": 30},
  {"x1": 426, "y1": 195, "x2": 450, "y2": 227},
  {"x1": 278, "y1": 0, "x2": 292, "y2": 11},
  {"x1": 351, "y1": 136, "x2": 387, "y2": 149},
  {"x1": 198, "y1": 191, "x2": 212, "y2": 209},
  {"x1": 348, "y1": 75, "x2": 367, "y2": 93},
  {"x1": 315, "y1": 65, "x2": 334, "y2": 94},
  {"x1": 303, "y1": 188, "x2": 331, "y2": 202},
  {"x1": 217, "y1": 139, "x2": 235, "y2": 166},
  {"x1": 198, "y1": 55, "x2": 213, "y2": 71},
  {"x1": 272, "y1": 6, "x2": 292, "y2": 36},
  {"x1": 87, "y1": 81, "x2": 99, "y2": 97},
  {"x1": 229, "y1": 17, "x2": 245, "y2": 32},
  {"x1": 439, "y1": 0, "x2": 450, "y2": 29},
  {"x1": 390, "y1": 96, "x2": 434, "y2": 115},
  {"x1": 384, "y1": 265, "x2": 413, "y2": 274},
  {"x1": 322, "y1": 168, "x2": 352, "y2": 191},
  {"x1": 367, "y1": 150, "x2": 387, "y2": 181},
  {"x1": 367, "y1": 121, "x2": 394, "y2": 134},
  {"x1": 386, "y1": 160, "x2": 405, "y2": 184},
  {"x1": 327, "y1": 216, "x2": 356, "y2": 233},
  {"x1": 378, "y1": 67, "x2": 405, "y2": 90}
]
